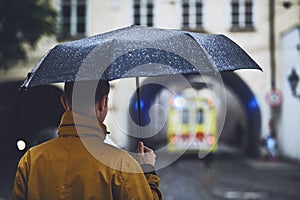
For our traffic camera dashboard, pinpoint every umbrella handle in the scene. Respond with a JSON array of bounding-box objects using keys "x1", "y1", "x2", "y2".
[{"x1": 135, "y1": 77, "x2": 142, "y2": 141}]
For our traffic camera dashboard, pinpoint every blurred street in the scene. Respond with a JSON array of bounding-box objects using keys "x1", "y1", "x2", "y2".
[{"x1": 158, "y1": 151, "x2": 300, "y2": 200}]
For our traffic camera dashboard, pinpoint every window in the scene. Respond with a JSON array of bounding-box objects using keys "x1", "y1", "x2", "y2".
[
  {"x1": 182, "y1": 109, "x2": 189, "y2": 124},
  {"x1": 59, "y1": 0, "x2": 87, "y2": 40},
  {"x1": 196, "y1": 108, "x2": 204, "y2": 124},
  {"x1": 181, "y1": 0, "x2": 204, "y2": 32},
  {"x1": 231, "y1": 0, "x2": 254, "y2": 31},
  {"x1": 133, "y1": 0, "x2": 154, "y2": 27}
]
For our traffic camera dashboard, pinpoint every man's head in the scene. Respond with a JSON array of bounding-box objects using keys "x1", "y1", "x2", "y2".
[{"x1": 61, "y1": 80, "x2": 110, "y2": 122}]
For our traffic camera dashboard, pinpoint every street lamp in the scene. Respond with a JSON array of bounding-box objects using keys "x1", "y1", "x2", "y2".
[
  {"x1": 288, "y1": 68, "x2": 300, "y2": 98},
  {"x1": 282, "y1": 1, "x2": 292, "y2": 9}
]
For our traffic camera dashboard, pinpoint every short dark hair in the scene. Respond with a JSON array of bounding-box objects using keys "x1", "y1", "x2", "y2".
[{"x1": 64, "y1": 80, "x2": 110, "y2": 111}]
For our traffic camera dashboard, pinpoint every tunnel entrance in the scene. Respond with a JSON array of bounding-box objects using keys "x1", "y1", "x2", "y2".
[
  {"x1": 220, "y1": 72, "x2": 261, "y2": 157},
  {"x1": 127, "y1": 72, "x2": 261, "y2": 157}
]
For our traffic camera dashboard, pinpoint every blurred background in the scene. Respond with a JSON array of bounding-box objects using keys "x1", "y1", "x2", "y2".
[{"x1": 1, "y1": 0, "x2": 300, "y2": 199}]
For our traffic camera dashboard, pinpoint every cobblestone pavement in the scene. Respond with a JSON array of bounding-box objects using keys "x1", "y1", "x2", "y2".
[{"x1": 157, "y1": 153, "x2": 300, "y2": 200}]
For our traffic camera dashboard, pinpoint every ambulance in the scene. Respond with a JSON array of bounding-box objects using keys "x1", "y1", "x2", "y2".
[{"x1": 167, "y1": 94, "x2": 218, "y2": 155}]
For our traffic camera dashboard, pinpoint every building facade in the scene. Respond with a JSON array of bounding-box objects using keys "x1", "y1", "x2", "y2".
[{"x1": 279, "y1": 25, "x2": 300, "y2": 160}]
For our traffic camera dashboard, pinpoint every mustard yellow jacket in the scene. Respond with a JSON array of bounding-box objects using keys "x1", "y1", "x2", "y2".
[{"x1": 12, "y1": 111, "x2": 162, "y2": 200}]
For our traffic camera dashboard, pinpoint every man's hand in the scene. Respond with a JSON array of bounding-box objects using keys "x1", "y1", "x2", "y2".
[{"x1": 137, "y1": 142, "x2": 156, "y2": 166}]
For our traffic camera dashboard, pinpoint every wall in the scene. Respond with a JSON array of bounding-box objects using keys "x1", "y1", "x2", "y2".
[{"x1": 278, "y1": 26, "x2": 300, "y2": 160}]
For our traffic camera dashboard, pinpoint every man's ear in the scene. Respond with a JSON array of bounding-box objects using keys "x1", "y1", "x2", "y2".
[
  {"x1": 99, "y1": 95, "x2": 108, "y2": 111},
  {"x1": 95, "y1": 95, "x2": 107, "y2": 119},
  {"x1": 60, "y1": 95, "x2": 70, "y2": 111}
]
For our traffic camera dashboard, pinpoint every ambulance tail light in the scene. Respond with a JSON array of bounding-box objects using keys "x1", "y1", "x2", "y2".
[{"x1": 206, "y1": 135, "x2": 216, "y2": 145}]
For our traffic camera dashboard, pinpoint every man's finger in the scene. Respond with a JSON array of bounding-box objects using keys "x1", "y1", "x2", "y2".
[
  {"x1": 138, "y1": 141, "x2": 144, "y2": 153},
  {"x1": 143, "y1": 145, "x2": 153, "y2": 153}
]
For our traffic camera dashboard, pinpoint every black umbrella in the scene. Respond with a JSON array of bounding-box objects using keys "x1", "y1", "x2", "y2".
[
  {"x1": 21, "y1": 25, "x2": 262, "y2": 144},
  {"x1": 21, "y1": 25, "x2": 262, "y2": 88}
]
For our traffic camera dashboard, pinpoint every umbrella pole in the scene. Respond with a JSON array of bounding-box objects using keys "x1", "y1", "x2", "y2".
[{"x1": 135, "y1": 77, "x2": 142, "y2": 141}]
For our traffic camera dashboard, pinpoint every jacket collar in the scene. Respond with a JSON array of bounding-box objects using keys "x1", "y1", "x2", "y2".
[{"x1": 58, "y1": 110, "x2": 109, "y2": 141}]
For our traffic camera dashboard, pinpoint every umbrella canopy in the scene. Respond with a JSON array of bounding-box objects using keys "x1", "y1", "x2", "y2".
[{"x1": 21, "y1": 25, "x2": 262, "y2": 88}]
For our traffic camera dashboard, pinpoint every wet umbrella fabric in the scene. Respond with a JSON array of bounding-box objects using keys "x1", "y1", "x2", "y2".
[{"x1": 21, "y1": 25, "x2": 262, "y2": 88}]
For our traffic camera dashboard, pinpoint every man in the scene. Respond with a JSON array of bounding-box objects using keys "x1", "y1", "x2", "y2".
[{"x1": 13, "y1": 80, "x2": 162, "y2": 199}]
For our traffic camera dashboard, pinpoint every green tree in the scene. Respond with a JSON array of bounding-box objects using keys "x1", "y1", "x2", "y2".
[{"x1": 0, "y1": 0, "x2": 57, "y2": 70}]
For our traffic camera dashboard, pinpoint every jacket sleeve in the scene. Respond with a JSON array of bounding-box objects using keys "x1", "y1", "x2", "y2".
[
  {"x1": 114, "y1": 171, "x2": 162, "y2": 200},
  {"x1": 142, "y1": 164, "x2": 162, "y2": 200},
  {"x1": 113, "y1": 159, "x2": 162, "y2": 200},
  {"x1": 12, "y1": 151, "x2": 30, "y2": 200},
  {"x1": 144, "y1": 173, "x2": 162, "y2": 200}
]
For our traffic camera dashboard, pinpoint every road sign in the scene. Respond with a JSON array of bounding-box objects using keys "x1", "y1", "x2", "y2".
[{"x1": 265, "y1": 89, "x2": 283, "y2": 107}]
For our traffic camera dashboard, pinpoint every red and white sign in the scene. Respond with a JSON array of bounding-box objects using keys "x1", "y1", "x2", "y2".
[{"x1": 265, "y1": 89, "x2": 283, "y2": 107}]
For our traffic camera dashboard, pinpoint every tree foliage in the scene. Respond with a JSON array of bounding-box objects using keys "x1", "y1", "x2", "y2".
[{"x1": 0, "y1": 0, "x2": 57, "y2": 70}]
